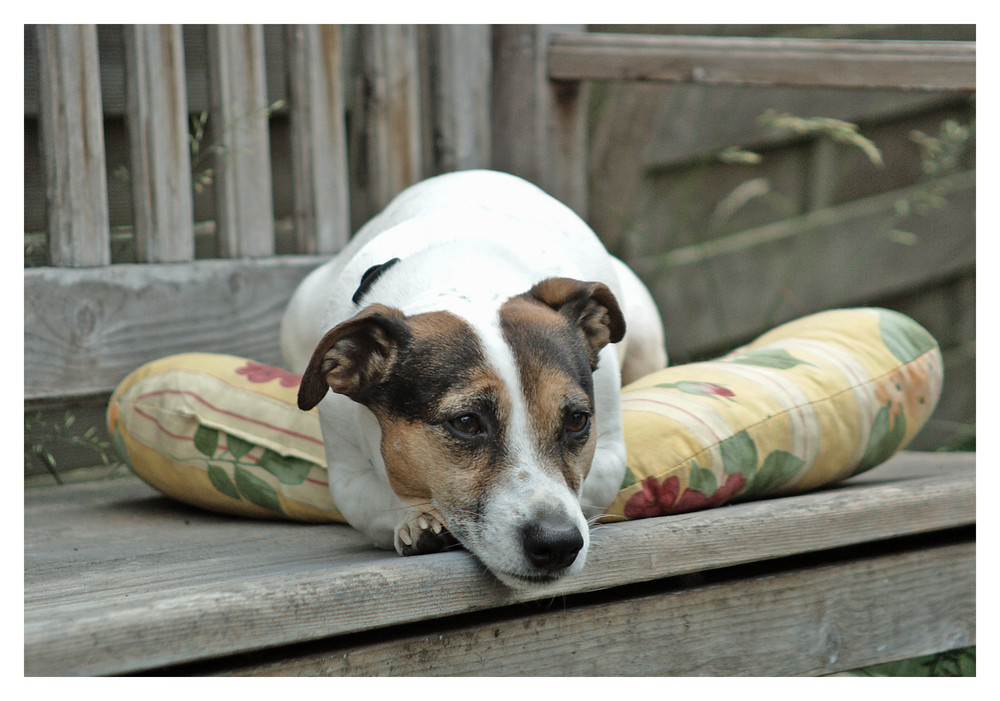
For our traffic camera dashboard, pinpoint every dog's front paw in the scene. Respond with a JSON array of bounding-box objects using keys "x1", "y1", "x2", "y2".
[{"x1": 394, "y1": 507, "x2": 458, "y2": 556}]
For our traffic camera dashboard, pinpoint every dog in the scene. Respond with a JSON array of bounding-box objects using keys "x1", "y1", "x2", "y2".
[{"x1": 281, "y1": 170, "x2": 666, "y2": 588}]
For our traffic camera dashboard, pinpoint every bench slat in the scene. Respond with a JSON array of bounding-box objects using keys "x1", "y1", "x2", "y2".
[
  {"x1": 286, "y1": 25, "x2": 351, "y2": 255},
  {"x1": 35, "y1": 25, "x2": 111, "y2": 267},
  {"x1": 206, "y1": 25, "x2": 275, "y2": 258},
  {"x1": 215, "y1": 539, "x2": 976, "y2": 676},
  {"x1": 24, "y1": 451, "x2": 974, "y2": 675},
  {"x1": 123, "y1": 25, "x2": 196, "y2": 263},
  {"x1": 549, "y1": 33, "x2": 976, "y2": 91}
]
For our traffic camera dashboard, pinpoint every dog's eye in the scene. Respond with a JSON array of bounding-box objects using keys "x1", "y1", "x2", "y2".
[
  {"x1": 564, "y1": 411, "x2": 591, "y2": 436},
  {"x1": 447, "y1": 413, "x2": 485, "y2": 438}
]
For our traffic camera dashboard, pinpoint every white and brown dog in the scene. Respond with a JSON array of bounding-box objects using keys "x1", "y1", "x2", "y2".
[{"x1": 281, "y1": 170, "x2": 666, "y2": 588}]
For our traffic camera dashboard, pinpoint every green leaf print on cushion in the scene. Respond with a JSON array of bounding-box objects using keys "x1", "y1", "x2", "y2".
[
  {"x1": 619, "y1": 465, "x2": 637, "y2": 491},
  {"x1": 225, "y1": 433, "x2": 255, "y2": 460},
  {"x1": 878, "y1": 310, "x2": 937, "y2": 364},
  {"x1": 193, "y1": 425, "x2": 219, "y2": 457},
  {"x1": 724, "y1": 348, "x2": 814, "y2": 370},
  {"x1": 257, "y1": 450, "x2": 314, "y2": 485},
  {"x1": 234, "y1": 465, "x2": 284, "y2": 514},
  {"x1": 740, "y1": 449, "x2": 805, "y2": 500},
  {"x1": 208, "y1": 464, "x2": 241, "y2": 500},
  {"x1": 852, "y1": 402, "x2": 907, "y2": 476},
  {"x1": 687, "y1": 461, "x2": 718, "y2": 496},
  {"x1": 719, "y1": 430, "x2": 758, "y2": 478}
]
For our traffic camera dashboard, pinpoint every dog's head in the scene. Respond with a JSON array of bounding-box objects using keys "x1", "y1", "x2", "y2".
[{"x1": 298, "y1": 277, "x2": 625, "y2": 588}]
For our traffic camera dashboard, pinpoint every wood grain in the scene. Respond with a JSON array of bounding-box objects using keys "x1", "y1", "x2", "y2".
[
  {"x1": 285, "y1": 25, "x2": 351, "y2": 255},
  {"x1": 217, "y1": 540, "x2": 975, "y2": 676},
  {"x1": 34, "y1": 25, "x2": 110, "y2": 267},
  {"x1": 549, "y1": 33, "x2": 976, "y2": 91},
  {"x1": 24, "y1": 256, "x2": 325, "y2": 400},
  {"x1": 355, "y1": 25, "x2": 423, "y2": 214},
  {"x1": 491, "y1": 25, "x2": 588, "y2": 217},
  {"x1": 206, "y1": 25, "x2": 275, "y2": 258},
  {"x1": 23, "y1": 452, "x2": 974, "y2": 675},
  {"x1": 123, "y1": 24, "x2": 195, "y2": 263},
  {"x1": 423, "y1": 25, "x2": 492, "y2": 173}
]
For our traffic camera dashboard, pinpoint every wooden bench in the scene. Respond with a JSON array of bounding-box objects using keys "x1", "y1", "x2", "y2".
[
  {"x1": 24, "y1": 451, "x2": 974, "y2": 675},
  {"x1": 25, "y1": 25, "x2": 975, "y2": 675}
]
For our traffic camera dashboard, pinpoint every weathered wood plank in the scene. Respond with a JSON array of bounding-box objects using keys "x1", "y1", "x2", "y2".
[
  {"x1": 23, "y1": 256, "x2": 326, "y2": 401},
  {"x1": 353, "y1": 24, "x2": 423, "y2": 216},
  {"x1": 214, "y1": 539, "x2": 975, "y2": 676},
  {"x1": 633, "y1": 170, "x2": 975, "y2": 360},
  {"x1": 423, "y1": 24, "x2": 492, "y2": 172},
  {"x1": 492, "y1": 25, "x2": 589, "y2": 217},
  {"x1": 123, "y1": 24, "x2": 195, "y2": 263},
  {"x1": 549, "y1": 33, "x2": 976, "y2": 91},
  {"x1": 23, "y1": 452, "x2": 974, "y2": 675},
  {"x1": 207, "y1": 24, "x2": 275, "y2": 258},
  {"x1": 285, "y1": 25, "x2": 351, "y2": 255},
  {"x1": 34, "y1": 24, "x2": 111, "y2": 267}
]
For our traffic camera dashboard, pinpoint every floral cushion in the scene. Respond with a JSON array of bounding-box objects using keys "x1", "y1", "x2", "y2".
[
  {"x1": 603, "y1": 307, "x2": 942, "y2": 520},
  {"x1": 108, "y1": 353, "x2": 344, "y2": 522},
  {"x1": 108, "y1": 308, "x2": 942, "y2": 524}
]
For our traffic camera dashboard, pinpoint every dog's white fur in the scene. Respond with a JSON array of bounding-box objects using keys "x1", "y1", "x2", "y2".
[{"x1": 281, "y1": 170, "x2": 666, "y2": 588}]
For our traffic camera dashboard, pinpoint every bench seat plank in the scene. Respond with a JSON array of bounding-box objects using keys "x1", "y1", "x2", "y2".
[{"x1": 24, "y1": 451, "x2": 974, "y2": 676}]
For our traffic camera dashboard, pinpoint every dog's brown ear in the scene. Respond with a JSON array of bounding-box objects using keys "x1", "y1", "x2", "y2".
[
  {"x1": 528, "y1": 277, "x2": 626, "y2": 365},
  {"x1": 297, "y1": 304, "x2": 410, "y2": 411}
]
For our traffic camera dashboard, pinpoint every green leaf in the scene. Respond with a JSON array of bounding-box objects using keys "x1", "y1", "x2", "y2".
[
  {"x1": 619, "y1": 465, "x2": 637, "y2": 491},
  {"x1": 719, "y1": 430, "x2": 758, "y2": 477},
  {"x1": 225, "y1": 433, "x2": 255, "y2": 460},
  {"x1": 725, "y1": 348, "x2": 814, "y2": 370},
  {"x1": 234, "y1": 466, "x2": 284, "y2": 514},
  {"x1": 257, "y1": 450, "x2": 314, "y2": 485},
  {"x1": 853, "y1": 403, "x2": 907, "y2": 476},
  {"x1": 207, "y1": 464, "x2": 241, "y2": 500},
  {"x1": 742, "y1": 450, "x2": 805, "y2": 499},
  {"x1": 687, "y1": 461, "x2": 717, "y2": 496},
  {"x1": 193, "y1": 425, "x2": 219, "y2": 457},
  {"x1": 878, "y1": 310, "x2": 937, "y2": 363}
]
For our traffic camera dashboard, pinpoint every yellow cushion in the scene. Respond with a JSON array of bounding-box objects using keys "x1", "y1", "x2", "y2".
[
  {"x1": 108, "y1": 308, "x2": 941, "y2": 523},
  {"x1": 603, "y1": 307, "x2": 942, "y2": 520},
  {"x1": 108, "y1": 353, "x2": 344, "y2": 522}
]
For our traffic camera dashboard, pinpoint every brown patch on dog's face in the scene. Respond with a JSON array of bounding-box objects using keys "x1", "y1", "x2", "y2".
[
  {"x1": 498, "y1": 293, "x2": 603, "y2": 492},
  {"x1": 353, "y1": 311, "x2": 513, "y2": 514}
]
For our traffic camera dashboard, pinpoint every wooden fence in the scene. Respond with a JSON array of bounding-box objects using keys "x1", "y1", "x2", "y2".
[{"x1": 24, "y1": 23, "x2": 974, "y2": 429}]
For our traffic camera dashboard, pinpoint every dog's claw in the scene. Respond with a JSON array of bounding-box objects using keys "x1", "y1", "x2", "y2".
[{"x1": 394, "y1": 507, "x2": 456, "y2": 556}]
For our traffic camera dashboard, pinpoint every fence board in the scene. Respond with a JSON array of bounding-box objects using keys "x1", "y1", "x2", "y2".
[
  {"x1": 549, "y1": 33, "x2": 976, "y2": 91},
  {"x1": 123, "y1": 25, "x2": 195, "y2": 263},
  {"x1": 285, "y1": 25, "x2": 351, "y2": 255},
  {"x1": 34, "y1": 25, "x2": 110, "y2": 267},
  {"x1": 24, "y1": 257, "x2": 325, "y2": 401},
  {"x1": 633, "y1": 171, "x2": 975, "y2": 360},
  {"x1": 424, "y1": 24, "x2": 492, "y2": 172},
  {"x1": 207, "y1": 25, "x2": 275, "y2": 258},
  {"x1": 23, "y1": 452, "x2": 974, "y2": 675},
  {"x1": 355, "y1": 24, "x2": 423, "y2": 215},
  {"x1": 492, "y1": 24, "x2": 589, "y2": 217}
]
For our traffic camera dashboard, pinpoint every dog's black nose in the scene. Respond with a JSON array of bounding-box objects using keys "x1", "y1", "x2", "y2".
[{"x1": 521, "y1": 516, "x2": 584, "y2": 571}]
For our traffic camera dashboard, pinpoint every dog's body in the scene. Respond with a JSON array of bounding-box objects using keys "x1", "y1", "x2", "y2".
[{"x1": 281, "y1": 170, "x2": 666, "y2": 588}]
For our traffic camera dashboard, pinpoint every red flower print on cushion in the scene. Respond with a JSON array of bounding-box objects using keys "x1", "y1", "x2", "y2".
[
  {"x1": 236, "y1": 361, "x2": 303, "y2": 388},
  {"x1": 623, "y1": 472, "x2": 748, "y2": 519},
  {"x1": 670, "y1": 472, "x2": 747, "y2": 514},
  {"x1": 624, "y1": 476, "x2": 681, "y2": 519}
]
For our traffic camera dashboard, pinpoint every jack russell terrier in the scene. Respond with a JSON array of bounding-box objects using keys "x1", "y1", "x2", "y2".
[{"x1": 281, "y1": 170, "x2": 666, "y2": 589}]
